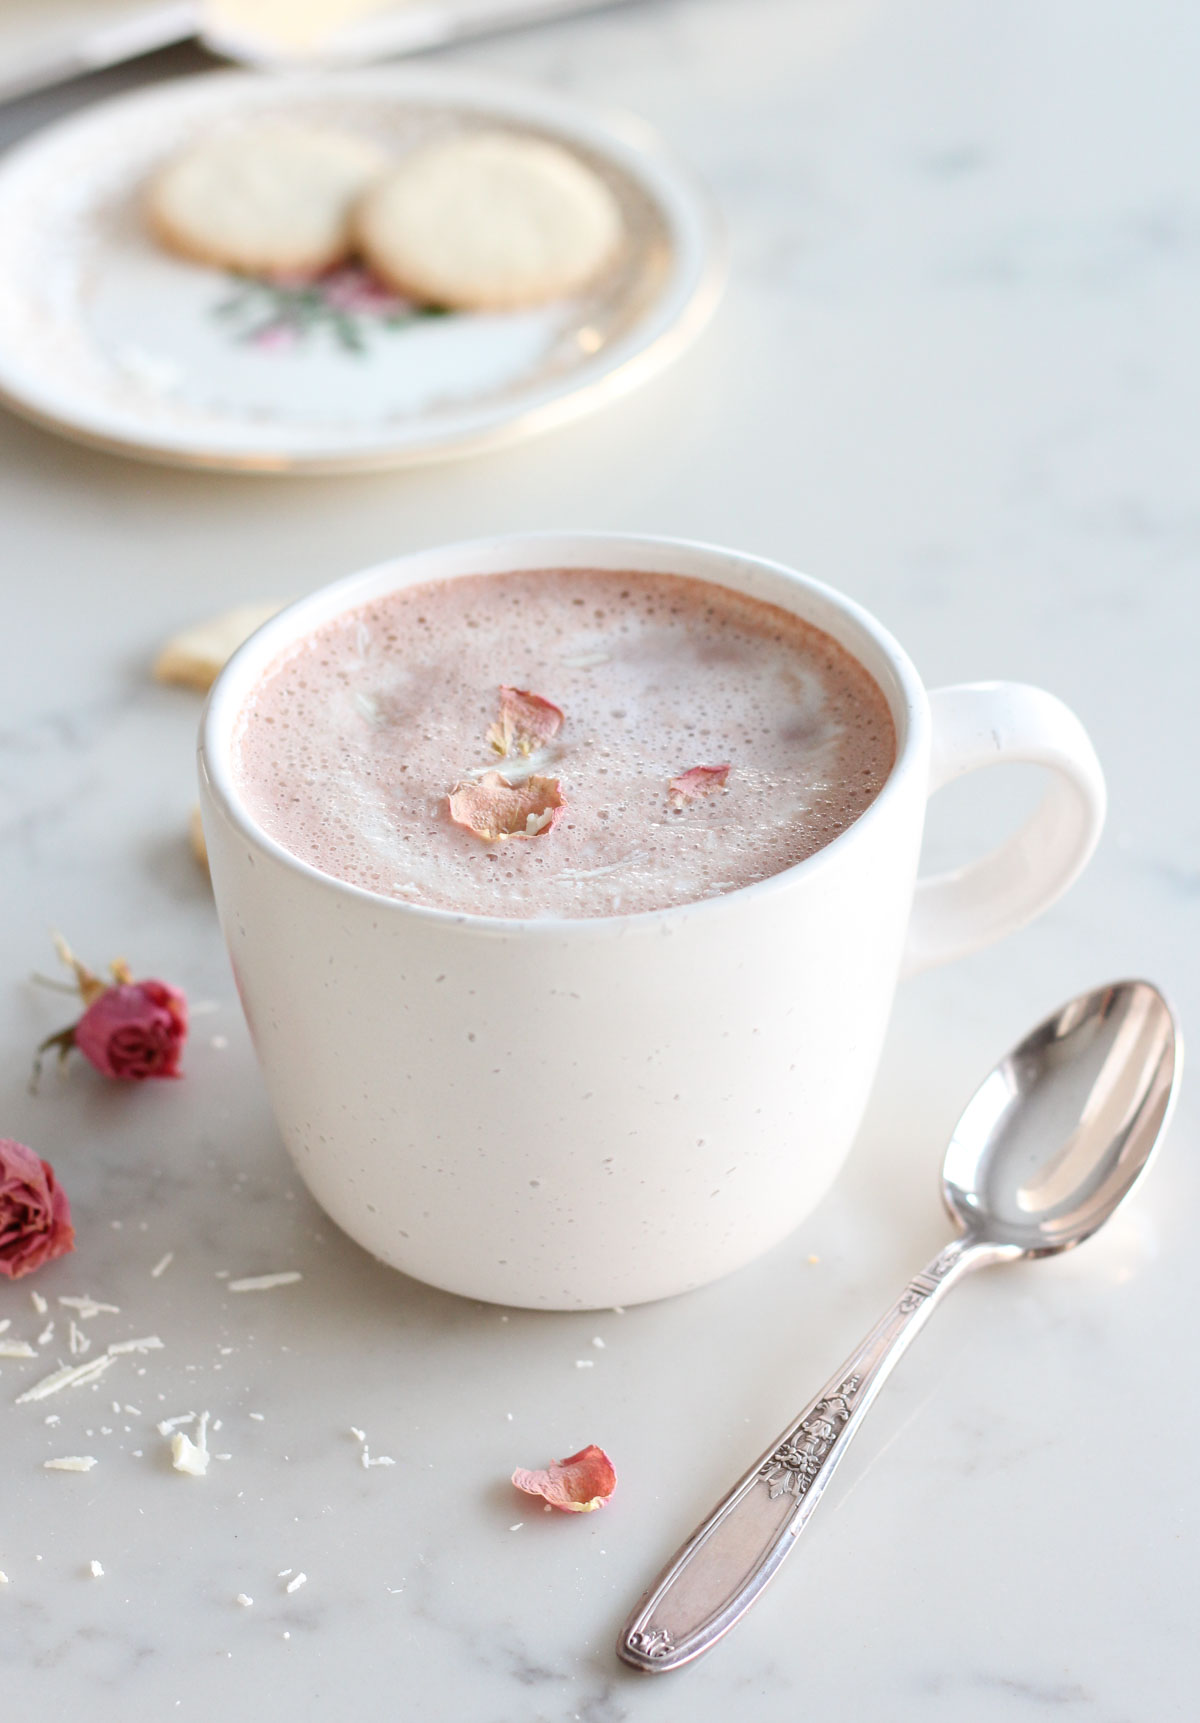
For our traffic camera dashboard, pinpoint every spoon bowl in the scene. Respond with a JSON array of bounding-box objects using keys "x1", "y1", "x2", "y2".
[{"x1": 942, "y1": 980, "x2": 1179, "y2": 1256}]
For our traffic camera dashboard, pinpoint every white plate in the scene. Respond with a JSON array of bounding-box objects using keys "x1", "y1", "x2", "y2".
[{"x1": 0, "y1": 68, "x2": 722, "y2": 471}]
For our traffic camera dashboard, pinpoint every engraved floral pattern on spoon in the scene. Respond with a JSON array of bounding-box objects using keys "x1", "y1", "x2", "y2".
[
  {"x1": 758, "y1": 1375, "x2": 861, "y2": 1500},
  {"x1": 626, "y1": 1627, "x2": 675, "y2": 1659}
]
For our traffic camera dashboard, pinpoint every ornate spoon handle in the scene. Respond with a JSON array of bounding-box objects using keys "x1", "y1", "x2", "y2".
[{"x1": 618, "y1": 1236, "x2": 995, "y2": 1672}]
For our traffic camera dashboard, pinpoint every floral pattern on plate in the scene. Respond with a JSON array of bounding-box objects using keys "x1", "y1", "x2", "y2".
[{"x1": 213, "y1": 266, "x2": 451, "y2": 354}]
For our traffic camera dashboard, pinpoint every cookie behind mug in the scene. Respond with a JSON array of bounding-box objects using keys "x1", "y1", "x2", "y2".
[
  {"x1": 355, "y1": 130, "x2": 624, "y2": 310},
  {"x1": 148, "y1": 125, "x2": 386, "y2": 276}
]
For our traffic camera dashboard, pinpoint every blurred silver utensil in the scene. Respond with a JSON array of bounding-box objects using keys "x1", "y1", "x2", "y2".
[
  {"x1": 205, "y1": 0, "x2": 634, "y2": 67},
  {"x1": 620, "y1": 980, "x2": 1181, "y2": 1672},
  {"x1": 0, "y1": 0, "x2": 632, "y2": 108},
  {"x1": 0, "y1": 2, "x2": 197, "y2": 107}
]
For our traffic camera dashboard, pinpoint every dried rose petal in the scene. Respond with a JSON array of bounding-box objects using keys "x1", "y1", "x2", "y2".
[
  {"x1": 487, "y1": 687, "x2": 564, "y2": 757},
  {"x1": 447, "y1": 772, "x2": 566, "y2": 843},
  {"x1": 511, "y1": 1444, "x2": 617, "y2": 1513},
  {"x1": 669, "y1": 763, "x2": 732, "y2": 809},
  {"x1": 0, "y1": 1140, "x2": 75, "y2": 1280}
]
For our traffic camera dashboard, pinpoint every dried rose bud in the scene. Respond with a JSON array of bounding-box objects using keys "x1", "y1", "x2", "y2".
[
  {"x1": 487, "y1": 687, "x2": 564, "y2": 758},
  {"x1": 511, "y1": 1444, "x2": 617, "y2": 1513},
  {"x1": 668, "y1": 763, "x2": 732, "y2": 809},
  {"x1": 0, "y1": 1139, "x2": 75, "y2": 1280},
  {"x1": 35, "y1": 936, "x2": 187, "y2": 1083},
  {"x1": 447, "y1": 772, "x2": 566, "y2": 843},
  {"x1": 73, "y1": 979, "x2": 188, "y2": 1080}
]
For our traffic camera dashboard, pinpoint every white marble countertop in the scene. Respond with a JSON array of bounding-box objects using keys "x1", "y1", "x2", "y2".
[{"x1": 2, "y1": 3, "x2": 1197, "y2": 1718}]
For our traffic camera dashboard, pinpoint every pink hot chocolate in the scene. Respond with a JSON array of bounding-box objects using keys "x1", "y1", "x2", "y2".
[{"x1": 232, "y1": 568, "x2": 896, "y2": 919}]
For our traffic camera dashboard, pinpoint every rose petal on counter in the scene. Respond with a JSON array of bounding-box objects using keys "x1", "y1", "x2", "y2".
[{"x1": 511, "y1": 1443, "x2": 617, "y2": 1513}]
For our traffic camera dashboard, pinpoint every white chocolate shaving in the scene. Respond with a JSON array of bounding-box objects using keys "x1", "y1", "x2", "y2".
[
  {"x1": 170, "y1": 1411, "x2": 210, "y2": 1478},
  {"x1": 16, "y1": 1355, "x2": 115, "y2": 1403},
  {"x1": 107, "y1": 1336, "x2": 164, "y2": 1356},
  {"x1": 228, "y1": 1272, "x2": 302, "y2": 1292},
  {"x1": 58, "y1": 1296, "x2": 120, "y2": 1319}
]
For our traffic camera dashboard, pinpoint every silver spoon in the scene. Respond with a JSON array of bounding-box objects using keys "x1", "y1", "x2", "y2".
[{"x1": 619, "y1": 979, "x2": 1181, "y2": 1673}]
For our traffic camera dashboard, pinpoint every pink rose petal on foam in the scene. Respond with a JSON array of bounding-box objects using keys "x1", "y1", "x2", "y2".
[
  {"x1": 512, "y1": 1444, "x2": 617, "y2": 1513},
  {"x1": 669, "y1": 763, "x2": 732, "y2": 809},
  {"x1": 447, "y1": 772, "x2": 566, "y2": 843},
  {"x1": 487, "y1": 687, "x2": 564, "y2": 757}
]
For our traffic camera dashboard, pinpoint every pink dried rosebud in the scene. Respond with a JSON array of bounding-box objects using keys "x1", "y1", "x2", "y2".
[
  {"x1": 74, "y1": 979, "x2": 188, "y2": 1080},
  {"x1": 447, "y1": 772, "x2": 566, "y2": 843},
  {"x1": 0, "y1": 1139, "x2": 75, "y2": 1280},
  {"x1": 668, "y1": 763, "x2": 732, "y2": 810},
  {"x1": 487, "y1": 686, "x2": 564, "y2": 757},
  {"x1": 35, "y1": 936, "x2": 187, "y2": 1083},
  {"x1": 512, "y1": 1444, "x2": 617, "y2": 1513}
]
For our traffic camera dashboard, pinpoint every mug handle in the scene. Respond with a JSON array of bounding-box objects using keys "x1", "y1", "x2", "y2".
[{"x1": 901, "y1": 682, "x2": 1106, "y2": 978}]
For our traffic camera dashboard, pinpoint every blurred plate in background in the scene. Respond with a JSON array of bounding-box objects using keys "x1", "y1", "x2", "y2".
[{"x1": 0, "y1": 66, "x2": 721, "y2": 471}]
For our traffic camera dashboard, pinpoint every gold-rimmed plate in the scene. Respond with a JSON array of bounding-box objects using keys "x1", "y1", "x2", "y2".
[{"x1": 0, "y1": 68, "x2": 722, "y2": 472}]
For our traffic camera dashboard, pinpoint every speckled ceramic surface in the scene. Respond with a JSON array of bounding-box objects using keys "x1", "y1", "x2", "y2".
[
  {"x1": 0, "y1": 67, "x2": 721, "y2": 470},
  {"x1": 198, "y1": 533, "x2": 1104, "y2": 1308}
]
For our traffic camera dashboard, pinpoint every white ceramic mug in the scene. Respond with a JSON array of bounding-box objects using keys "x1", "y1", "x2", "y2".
[{"x1": 198, "y1": 533, "x2": 1105, "y2": 1309}]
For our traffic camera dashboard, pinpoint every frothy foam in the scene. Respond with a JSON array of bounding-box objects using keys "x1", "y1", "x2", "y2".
[{"x1": 232, "y1": 568, "x2": 897, "y2": 918}]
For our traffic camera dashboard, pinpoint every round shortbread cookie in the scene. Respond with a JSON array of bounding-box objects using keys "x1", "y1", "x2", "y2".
[
  {"x1": 355, "y1": 130, "x2": 624, "y2": 310},
  {"x1": 147, "y1": 126, "x2": 386, "y2": 275}
]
